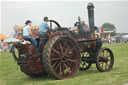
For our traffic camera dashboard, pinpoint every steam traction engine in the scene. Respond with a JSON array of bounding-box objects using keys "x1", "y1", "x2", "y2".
[{"x1": 12, "y1": 3, "x2": 114, "y2": 79}]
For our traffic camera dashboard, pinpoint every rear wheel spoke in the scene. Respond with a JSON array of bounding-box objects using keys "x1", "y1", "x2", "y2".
[
  {"x1": 67, "y1": 59, "x2": 77, "y2": 63},
  {"x1": 64, "y1": 63, "x2": 68, "y2": 68},
  {"x1": 66, "y1": 49, "x2": 74, "y2": 57},
  {"x1": 59, "y1": 42, "x2": 63, "y2": 53},
  {"x1": 66, "y1": 61, "x2": 70, "y2": 67},
  {"x1": 51, "y1": 57, "x2": 60, "y2": 61},
  {"x1": 63, "y1": 63, "x2": 65, "y2": 73},
  {"x1": 51, "y1": 53, "x2": 57, "y2": 56},
  {"x1": 59, "y1": 63, "x2": 62, "y2": 75},
  {"x1": 55, "y1": 62, "x2": 61, "y2": 71},
  {"x1": 52, "y1": 48, "x2": 60, "y2": 55},
  {"x1": 63, "y1": 41, "x2": 67, "y2": 49},
  {"x1": 64, "y1": 62, "x2": 71, "y2": 73},
  {"x1": 64, "y1": 48, "x2": 68, "y2": 55},
  {"x1": 52, "y1": 61, "x2": 58, "y2": 68},
  {"x1": 69, "y1": 48, "x2": 75, "y2": 52}
]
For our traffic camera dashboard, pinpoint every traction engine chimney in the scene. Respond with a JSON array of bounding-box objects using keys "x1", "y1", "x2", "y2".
[{"x1": 87, "y1": 2, "x2": 95, "y2": 37}]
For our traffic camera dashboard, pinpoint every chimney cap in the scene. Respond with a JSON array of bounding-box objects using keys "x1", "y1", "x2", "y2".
[{"x1": 87, "y1": 2, "x2": 94, "y2": 9}]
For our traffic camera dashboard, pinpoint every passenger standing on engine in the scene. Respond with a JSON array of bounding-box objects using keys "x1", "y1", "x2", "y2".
[
  {"x1": 38, "y1": 17, "x2": 49, "y2": 52},
  {"x1": 23, "y1": 20, "x2": 37, "y2": 48}
]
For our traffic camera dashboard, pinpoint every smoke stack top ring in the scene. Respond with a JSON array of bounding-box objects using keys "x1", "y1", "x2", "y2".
[{"x1": 87, "y1": 2, "x2": 94, "y2": 10}]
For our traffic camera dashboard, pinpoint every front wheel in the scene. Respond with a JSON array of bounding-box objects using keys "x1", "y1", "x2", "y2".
[{"x1": 96, "y1": 48, "x2": 114, "y2": 72}]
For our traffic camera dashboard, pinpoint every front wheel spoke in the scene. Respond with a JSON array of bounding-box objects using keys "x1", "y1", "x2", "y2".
[
  {"x1": 107, "y1": 59, "x2": 111, "y2": 61},
  {"x1": 99, "y1": 62, "x2": 102, "y2": 65},
  {"x1": 104, "y1": 50, "x2": 107, "y2": 56},
  {"x1": 105, "y1": 63, "x2": 108, "y2": 69},
  {"x1": 85, "y1": 63, "x2": 88, "y2": 67},
  {"x1": 106, "y1": 51, "x2": 109, "y2": 57},
  {"x1": 99, "y1": 62, "x2": 102, "y2": 67},
  {"x1": 103, "y1": 51, "x2": 105, "y2": 56},
  {"x1": 82, "y1": 64, "x2": 85, "y2": 68},
  {"x1": 102, "y1": 62, "x2": 105, "y2": 69},
  {"x1": 81, "y1": 62, "x2": 85, "y2": 67},
  {"x1": 105, "y1": 62, "x2": 110, "y2": 67},
  {"x1": 106, "y1": 55, "x2": 110, "y2": 58},
  {"x1": 101, "y1": 62, "x2": 104, "y2": 68},
  {"x1": 103, "y1": 62, "x2": 107, "y2": 69},
  {"x1": 83, "y1": 64, "x2": 86, "y2": 68},
  {"x1": 85, "y1": 53, "x2": 89, "y2": 57}
]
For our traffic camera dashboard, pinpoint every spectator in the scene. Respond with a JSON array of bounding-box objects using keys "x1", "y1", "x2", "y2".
[{"x1": 0, "y1": 40, "x2": 9, "y2": 52}]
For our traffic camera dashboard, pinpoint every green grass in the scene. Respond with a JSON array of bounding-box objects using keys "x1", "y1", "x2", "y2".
[{"x1": 0, "y1": 43, "x2": 128, "y2": 85}]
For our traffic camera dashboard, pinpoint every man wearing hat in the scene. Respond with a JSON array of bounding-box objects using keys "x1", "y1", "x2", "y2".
[
  {"x1": 23, "y1": 20, "x2": 37, "y2": 48},
  {"x1": 38, "y1": 17, "x2": 49, "y2": 52}
]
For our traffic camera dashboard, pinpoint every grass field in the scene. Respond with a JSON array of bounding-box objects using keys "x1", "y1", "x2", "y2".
[{"x1": 0, "y1": 43, "x2": 128, "y2": 85}]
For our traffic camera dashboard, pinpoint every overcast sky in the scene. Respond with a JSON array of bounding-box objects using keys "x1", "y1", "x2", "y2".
[{"x1": 1, "y1": 1, "x2": 128, "y2": 37}]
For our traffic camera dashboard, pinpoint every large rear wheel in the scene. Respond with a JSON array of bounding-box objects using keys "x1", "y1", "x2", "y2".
[{"x1": 43, "y1": 36, "x2": 81, "y2": 79}]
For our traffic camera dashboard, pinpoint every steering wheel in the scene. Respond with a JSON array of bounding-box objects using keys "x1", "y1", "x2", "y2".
[{"x1": 48, "y1": 20, "x2": 61, "y2": 32}]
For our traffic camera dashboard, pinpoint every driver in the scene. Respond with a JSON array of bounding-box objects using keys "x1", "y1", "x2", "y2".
[{"x1": 38, "y1": 17, "x2": 49, "y2": 52}]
